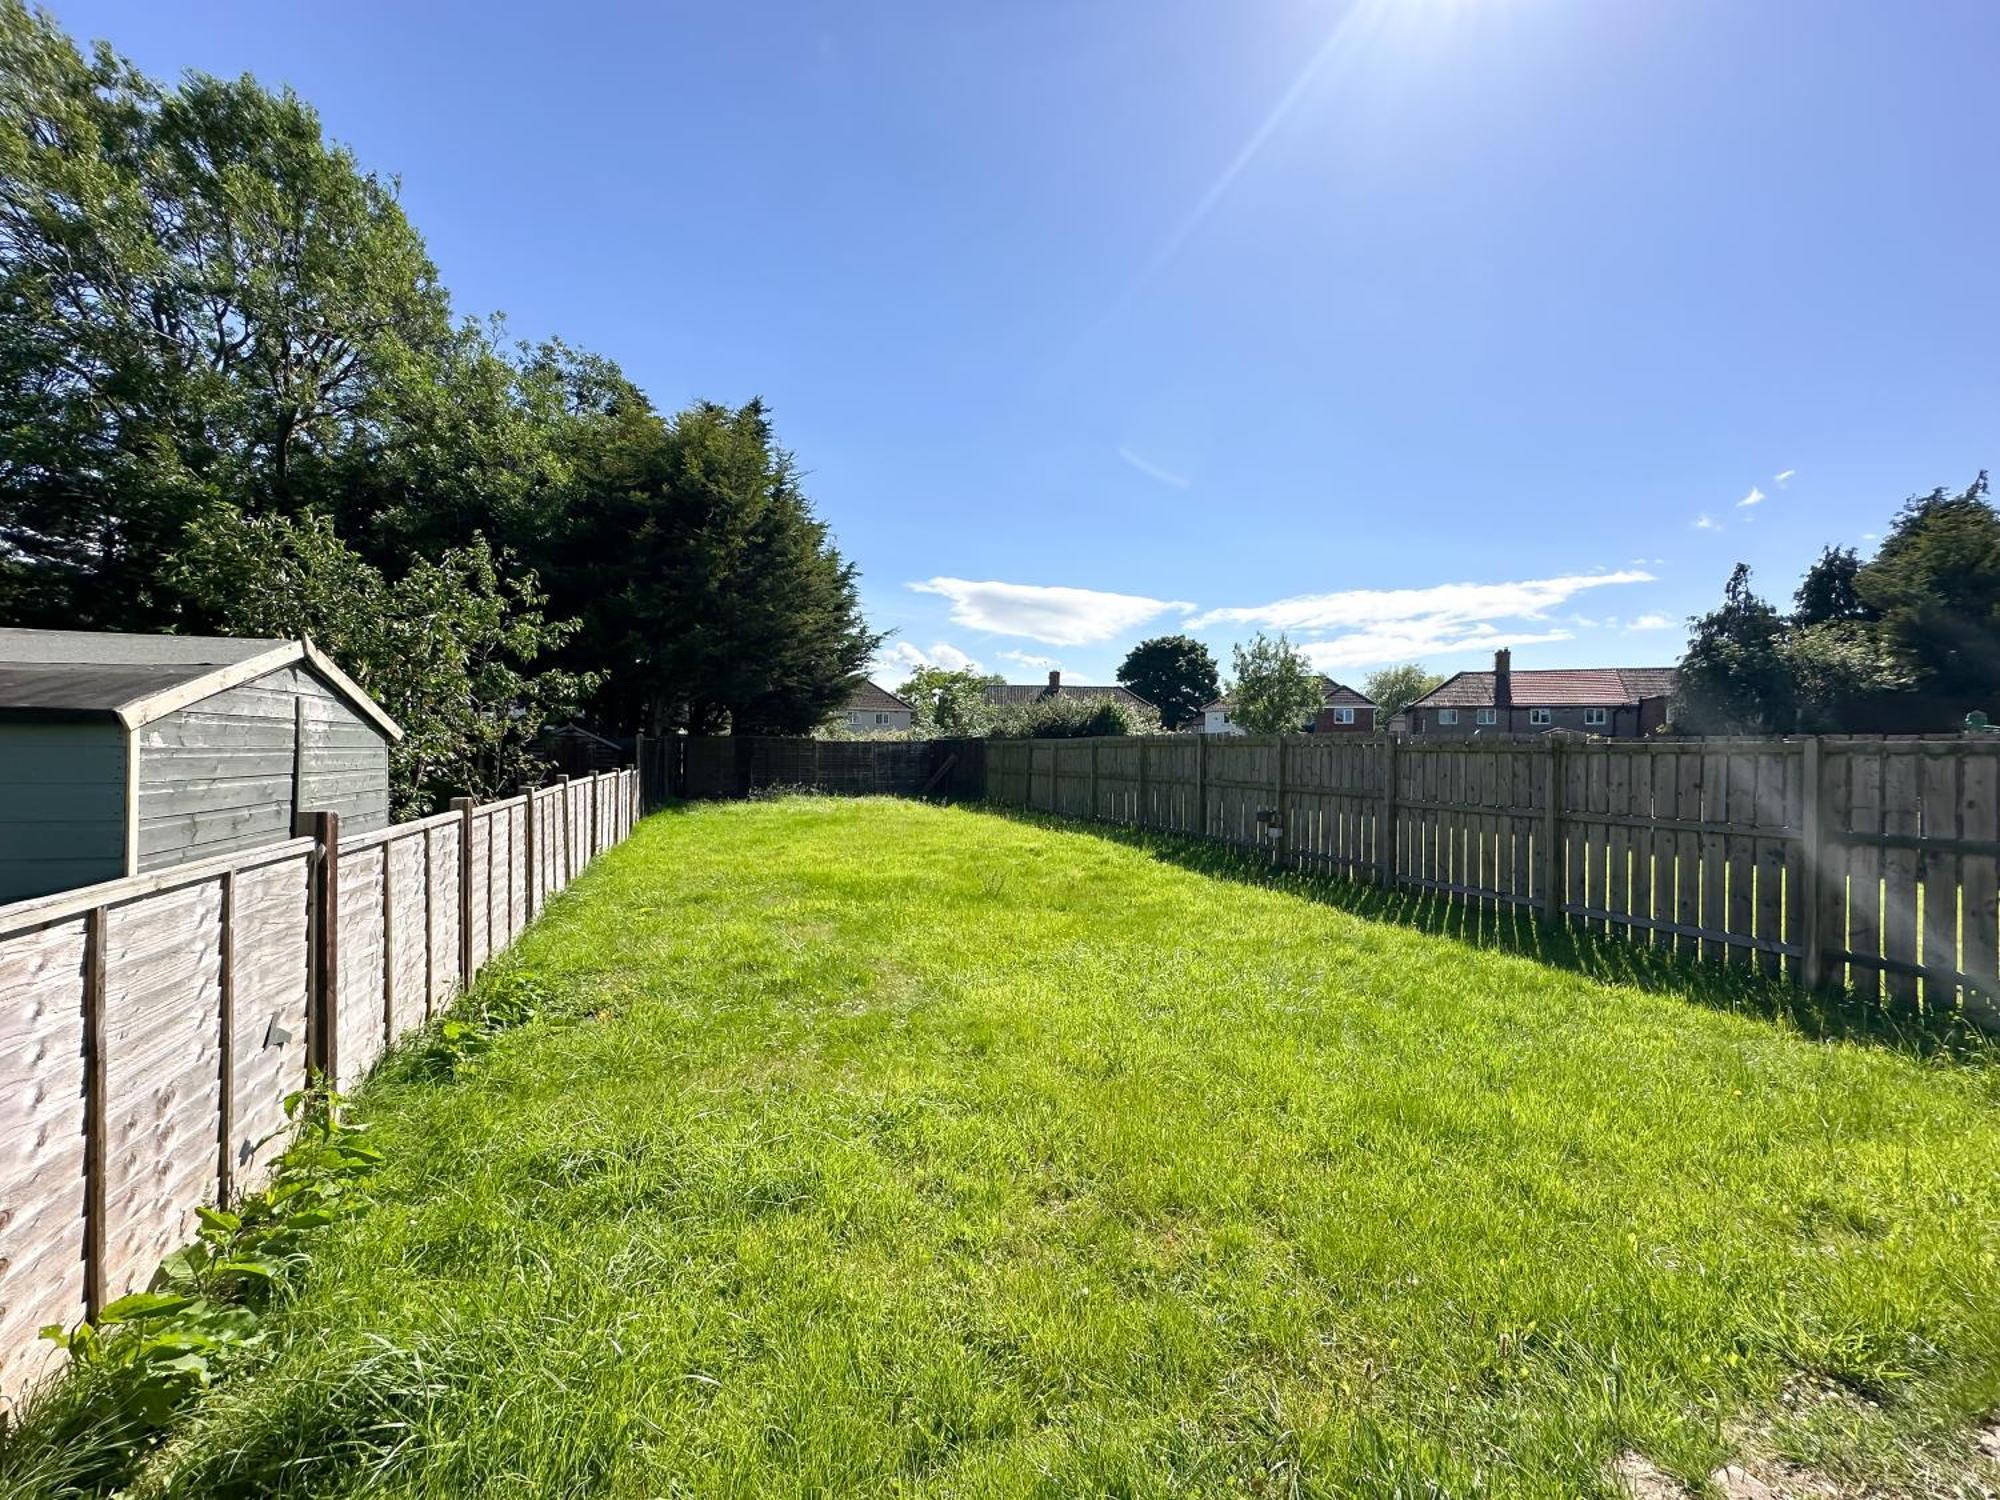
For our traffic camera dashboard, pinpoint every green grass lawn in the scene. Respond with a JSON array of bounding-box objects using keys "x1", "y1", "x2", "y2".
[{"x1": 79, "y1": 799, "x2": 2000, "y2": 1495}]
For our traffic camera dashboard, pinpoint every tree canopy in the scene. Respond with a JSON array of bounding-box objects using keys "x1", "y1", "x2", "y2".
[
  {"x1": 0, "y1": 1, "x2": 879, "y2": 805},
  {"x1": 1115, "y1": 635, "x2": 1218, "y2": 729},
  {"x1": 1227, "y1": 634, "x2": 1323, "y2": 734},
  {"x1": 895, "y1": 665, "x2": 999, "y2": 738},
  {"x1": 1362, "y1": 663, "x2": 1444, "y2": 721},
  {"x1": 1677, "y1": 474, "x2": 1995, "y2": 733}
]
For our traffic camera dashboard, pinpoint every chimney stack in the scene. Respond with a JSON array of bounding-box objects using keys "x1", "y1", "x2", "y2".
[
  {"x1": 1047, "y1": 669, "x2": 1061, "y2": 691},
  {"x1": 1494, "y1": 648, "x2": 1512, "y2": 711}
]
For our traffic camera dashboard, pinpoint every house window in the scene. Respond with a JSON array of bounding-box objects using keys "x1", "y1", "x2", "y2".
[
  {"x1": 1333, "y1": 706, "x2": 1355, "y2": 725},
  {"x1": 875, "y1": 713, "x2": 890, "y2": 725},
  {"x1": 1476, "y1": 708, "x2": 1497, "y2": 726},
  {"x1": 1584, "y1": 707, "x2": 1608, "y2": 727},
  {"x1": 1438, "y1": 709, "x2": 1458, "y2": 726},
  {"x1": 1529, "y1": 708, "x2": 1552, "y2": 726}
]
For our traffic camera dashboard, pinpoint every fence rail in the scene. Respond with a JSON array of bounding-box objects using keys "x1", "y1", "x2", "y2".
[
  {"x1": 0, "y1": 768, "x2": 640, "y2": 1410},
  {"x1": 987, "y1": 733, "x2": 2000, "y2": 1030}
]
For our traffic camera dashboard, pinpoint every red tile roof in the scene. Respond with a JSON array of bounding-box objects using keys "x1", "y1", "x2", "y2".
[{"x1": 1411, "y1": 667, "x2": 1679, "y2": 709}]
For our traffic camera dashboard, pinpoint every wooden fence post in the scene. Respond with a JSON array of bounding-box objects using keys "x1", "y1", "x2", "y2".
[
  {"x1": 217, "y1": 869, "x2": 236, "y2": 1205},
  {"x1": 82, "y1": 904, "x2": 107, "y2": 1319},
  {"x1": 556, "y1": 775, "x2": 572, "y2": 884},
  {"x1": 295, "y1": 809, "x2": 340, "y2": 1084},
  {"x1": 1196, "y1": 732, "x2": 1209, "y2": 838},
  {"x1": 450, "y1": 797, "x2": 474, "y2": 989},
  {"x1": 1379, "y1": 737, "x2": 1399, "y2": 887},
  {"x1": 1090, "y1": 739, "x2": 1100, "y2": 821},
  {"x1": 524, "y1": 788, "x2": 538, "y2": 921},
  {"x1": 634, "y1": 732, "x2": 647, "y2": 813},
  {"x1": 379, "y1": 842, "x2": 395, "y2": 1051},
  {"x1": 1799, "y1": 736, "x2": 1826, "y2": 991},
  {"x1": 1539, "y1": 739, "x2": 1563, "y2": 924},
  {"x1": 1274, "y1": 735, "x2": 1288, "y2": 868},
  {"x1": 1137, "y1": 736, "x2": 1149, "y2": 828}
]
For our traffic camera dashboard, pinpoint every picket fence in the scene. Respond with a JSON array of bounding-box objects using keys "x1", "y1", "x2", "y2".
[
  {"x1": 0, "y1": 768, "x2": 640, "y2": 1410},
  {"x1": 986, "y1": 733, "x2": 2000, "y2": 1031}
]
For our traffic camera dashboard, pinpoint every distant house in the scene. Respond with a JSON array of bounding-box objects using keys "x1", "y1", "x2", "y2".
[
  {"x1": 842, "y1": 680, "x2": 914, "y2": 733},
  {"x1": 1406, "y1": 649, "x2": 1678, "y2": 739},
  {"x1": 0, "y1": 629, "x2": 400, "y2": 904},
  {"x1": 983, "y1": 670, "x2": 1151, "y2": 715},
  {"x1": 1200, "y1": 677, "x2": 1376, "y2": 735}
]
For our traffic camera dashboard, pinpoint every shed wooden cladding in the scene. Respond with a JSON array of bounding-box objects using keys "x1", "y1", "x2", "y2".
[
  {"x1": 985, "y1": 734, "x2": 2000, "y2": 1030},
  {"x1": 0, "y1": 769, "x2": 640, "y2": 1412}
]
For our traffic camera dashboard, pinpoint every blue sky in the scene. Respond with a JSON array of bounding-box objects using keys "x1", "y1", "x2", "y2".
[{"x1": 54, "y1": 0, "x2": 2000, "y2": 688}]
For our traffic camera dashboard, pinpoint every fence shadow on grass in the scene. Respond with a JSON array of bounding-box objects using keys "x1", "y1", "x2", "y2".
[{"x1": 966, "y1": 802, "x2": 1998, "y2": 1067}]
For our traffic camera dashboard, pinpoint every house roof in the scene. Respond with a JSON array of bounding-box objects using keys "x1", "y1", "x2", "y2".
[
  {"x1": 983, "y1": 682, "x2": 1152, "y2": 709},
  {"x1": 0, "y1": 629, "x2": 403, "y2": 739},
  {"x1": 1203, "y1": 677, "x2": 1375, "y2": 714},
  {"x1": 1410, "y1": 666, "x2": 1680, "y2": 710},
  {"x1": 846, "y1": 679, "x2": 912, "y2": 713}
]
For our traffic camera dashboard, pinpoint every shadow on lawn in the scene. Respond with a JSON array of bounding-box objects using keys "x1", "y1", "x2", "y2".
[{"x1": 965, "y1": 801, "x2": 1998, "y2": 1067}]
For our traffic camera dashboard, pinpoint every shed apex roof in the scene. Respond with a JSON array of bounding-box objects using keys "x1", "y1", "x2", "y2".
[{"x1": 0, "y1": 629, "x2": 402, "y2": 739}]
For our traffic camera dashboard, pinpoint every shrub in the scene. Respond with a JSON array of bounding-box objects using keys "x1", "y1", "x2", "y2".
[{"x1": 987, "y1": 695, "x2": 1159, "y2": 739}]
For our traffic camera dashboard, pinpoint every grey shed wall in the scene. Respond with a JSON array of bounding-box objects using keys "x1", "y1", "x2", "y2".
[
  {"x1": 0, "y1": 721, "x2": 128, "y2": 902},
  {"x1": 136, "y1": 663, "x2": 391, "y2": 872}
]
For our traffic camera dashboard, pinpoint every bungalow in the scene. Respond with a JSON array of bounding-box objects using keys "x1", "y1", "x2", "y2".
[
  {"x1": 1200, "y1": 677, "x2": 1378, "y2": 735},
  {"x1": 1406, "y1": 650, "x2": 1678, "y2": 739},
  {"x1": 983, "y1": 670, "x2": 1151, "y2": 714},
  {"x1": 841, "y1": 680, "x2": 914, "y2": 733}
]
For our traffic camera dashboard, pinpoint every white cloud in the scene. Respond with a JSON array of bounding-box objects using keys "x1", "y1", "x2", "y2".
[
  {"x1": 1737, "y1": 486, "x2": 1765, "y2": 509},
  {"x1": 1694, "y1": 513, "x2": 1722, "y2": 531},
  {"x1": 908, "y1": 577, "x2": 1192, "y2": 646},
  {"x1": 1190, "y1": 570, "x2": 1652, "y2": 671},
  {"x1": 1116, "y1": 446, "x2": 1191, "y2": 490},
  {"x1": 1628, "y1": 613, "x2": 1674, "y2": 631},
  {"x1": 998, "y1": 649, "x2": 1060, "y2": 670},
  {"x1": 1774, "y1": 468, "x2": 1796, "y2": 486},
  {"x1": 872, "y1": 639, "x2": 980, "y2": 679}
]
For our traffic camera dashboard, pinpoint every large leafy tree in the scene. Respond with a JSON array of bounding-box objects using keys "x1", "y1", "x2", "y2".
[
  {"x1": 1362, "y1": 663, "x2": 1445, "y2": 721},
  {"x1": 896, "y1": 665, "x2": 999, "y2": 738},
  {"x1": 169, "y1": 509, "x2": 591, "y2": 814},
  {"x1": 0, "y1": 2, "x2": 883, "y2": 788},
  {"x1": 1793, "y1": 546, "x2": 1873, "y2": 627},
  {"x1": 1853, "y1": 473, "x2": 2000, "y2": 714},
  {"x1": 1227, "y1": 633, "x2": 1324, "y2": 734},
  {"x1": 1677, "y1": 565, "x2": 1797, "y2": 733},
  {"x1": 1115, "y1": 634, "x2": 1218, "y2": 729},
  {"x1": 0, "y1": 0, "x2": 456, "y2": 625},
  {"x1": 546, "y1": 398, "x2": 881, "y2": 734}
]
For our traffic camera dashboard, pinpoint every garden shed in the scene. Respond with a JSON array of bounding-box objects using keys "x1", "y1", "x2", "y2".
[{"x1": 0, "y1": 629, "x2": 401, "y2": 904}]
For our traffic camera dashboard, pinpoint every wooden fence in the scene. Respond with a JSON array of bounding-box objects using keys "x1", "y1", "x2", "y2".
[
  {"x1": 986, "y1": 734, "x2": 2000, "y2": 1029},
  {"x1": 0, "y1": 768, "x2": 640, "y2": 1410},
  {"x1": 679, "y1": 735, "x2": 985, "y2": 802}
]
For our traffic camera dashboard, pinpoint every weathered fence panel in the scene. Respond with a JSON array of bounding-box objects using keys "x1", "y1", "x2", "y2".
[
  {"x1": 679, "y1": 736, "x2": 982, "y2": 801},
  {"x1": 0, "y1": 768, "x2": 640, "y2": 1412},
  {"x1": 985, "y1": 733, "x2": 2000, "y2": 1031}
]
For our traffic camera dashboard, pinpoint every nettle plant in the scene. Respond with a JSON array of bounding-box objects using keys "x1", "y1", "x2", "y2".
[{"x1": 41, "y1": 1089, "x2": 383, "y2": 1433}]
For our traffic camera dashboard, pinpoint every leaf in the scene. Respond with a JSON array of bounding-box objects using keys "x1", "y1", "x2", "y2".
[{"x1": 99, "y1": 1291, "x2": 198, "y2": 1323}]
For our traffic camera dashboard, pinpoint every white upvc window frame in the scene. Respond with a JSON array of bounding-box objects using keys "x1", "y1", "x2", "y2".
[
  {"x1": 1475, "y1": 708, "x2": 1497, "y2": 726},
  {"x1": 1529, "y1": 707, "x2": 1552, "y2": 726},
  {"x1": 1333, "y1": 706, "x2": 1355, "y2": 725},
  {"x1": 1438, "y1": 709, "x2": 1459, "y2": 726},
  {"x1": 1583, "y1": 707, "x2": 1608, "y2": 727}
]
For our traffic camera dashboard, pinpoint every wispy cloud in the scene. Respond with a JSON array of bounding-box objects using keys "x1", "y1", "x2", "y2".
[
  {"x1": 1628, "y1": 613, "x2": 1674, "y2": 631},
  {"x1": 1694, "y1": 513, "x2": 1723, "y2": 531},
  {"x1": 1774, "y1": 468, "x2": 1796, "y2": 487},
  {"x1": 1116, "y1": 446, "x2": 1191, "y2": 491},
  {"x1": 998, "y1": 649, "x2": 1060, "y2": 670},
  {"x1": 908, "y1": 578, "x2": 1193, "y2": 647},
  {"x1": 1737, "y1": 486, "x2": 1766, "y2": 509},
  {"x1": 872, "y1": 640, "x2": 980, "y2": 679},
  {"x1": 1189, "y1": 570, "x2": 1653, "y2": 671}
]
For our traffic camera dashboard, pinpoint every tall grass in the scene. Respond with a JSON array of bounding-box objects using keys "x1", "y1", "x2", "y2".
[{"x1": 20, "y1": 797, "x2": 1999, "y2": 1497}]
